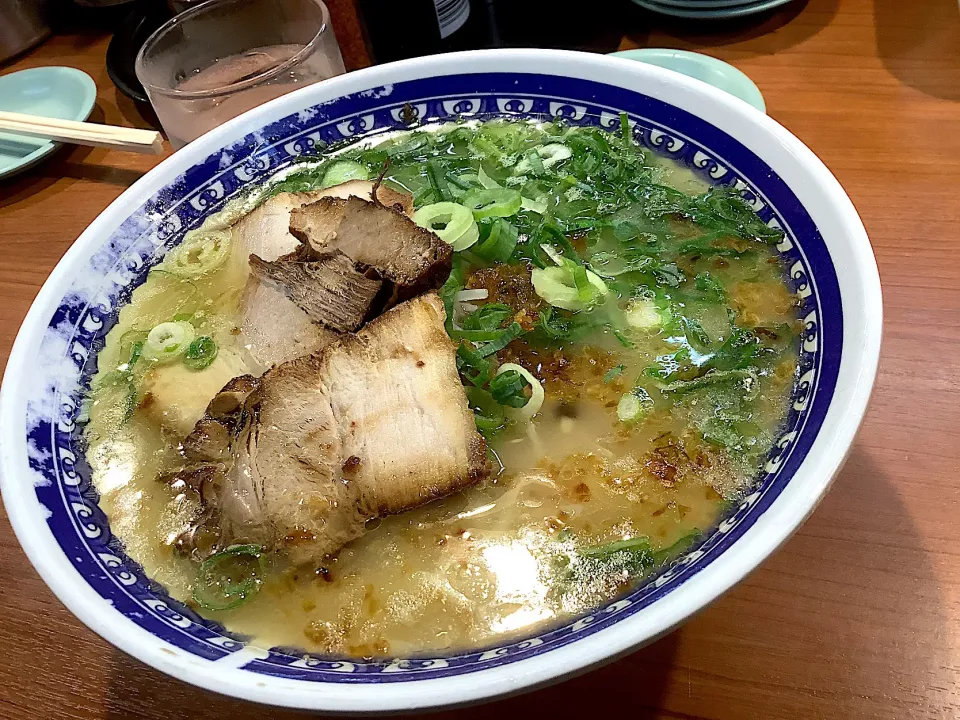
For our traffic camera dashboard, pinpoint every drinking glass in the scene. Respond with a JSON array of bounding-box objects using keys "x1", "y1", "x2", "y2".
[{"x1": 135, "y1": 0, "x2": 345, "y2": 149}]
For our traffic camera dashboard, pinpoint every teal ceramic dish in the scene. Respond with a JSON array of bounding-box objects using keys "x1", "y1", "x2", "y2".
[
  {"x1": 0, "y1": 67, "x2": 98, "y2": 180},
  {"x1": 610, "y1": 49, "x2": 765, "y2": 113}
]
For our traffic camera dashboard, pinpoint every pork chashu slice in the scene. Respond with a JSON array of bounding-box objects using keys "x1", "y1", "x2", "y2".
[
  {"x1": 238, "y1": 248, "x2": 384, "y2": 369},
  {"x1": 235, "y1": 184, "x2": 417, "y2": 370},
  {"x1": 289, "y1": 195, "x2": 452, "y2": 300},
  {"x1": 249, "y1": 249, "x2": 382, "y2": 332},
  {"x1": 237, "y1": 273, "x2": 337, "y2": 370},
  {"x1": 232, "y1": 191, "x2": 326, "y2": 263},
  {"x1": 232, "y1": 181, "x2": 414, "y2": 264},
  {"x1": 181, "y1": 294, "x2": 487, "y2": 564},
  {"x1": 325, "y1": 292, "x2": 487, "y2": 515},
  {"x1": 316, "y1": 179, "x2": 414, "y2": 217}
]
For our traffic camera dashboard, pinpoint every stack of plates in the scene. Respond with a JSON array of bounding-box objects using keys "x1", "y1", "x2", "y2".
[{"x1": 631, "y1": 0, "x2": 793, "y2": 20}]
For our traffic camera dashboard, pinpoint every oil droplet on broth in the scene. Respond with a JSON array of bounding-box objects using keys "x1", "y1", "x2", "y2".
[
  {"x1": 518, "y1": 480, "x2": 558, "y2": 508},
  {"x1": 446, "y1": 560, "x2": 497, "y2": 602}
]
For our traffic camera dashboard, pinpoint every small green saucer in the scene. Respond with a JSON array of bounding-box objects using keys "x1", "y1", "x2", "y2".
[
  {"x1": 0, "y1": 67, "x2": 98, "y2": 180},
  {"x1": 609, "y1": 48, "x2": 766, "y2": 113}
]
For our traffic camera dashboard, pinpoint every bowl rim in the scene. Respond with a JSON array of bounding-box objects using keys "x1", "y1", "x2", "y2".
[{"x1": 0, "y1": 48, "x2": 882, "y2": 712}]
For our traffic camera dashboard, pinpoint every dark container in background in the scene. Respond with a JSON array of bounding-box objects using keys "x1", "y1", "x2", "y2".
[{"x1": 355, "y1": 0, "x2": 625, "y2": 64}]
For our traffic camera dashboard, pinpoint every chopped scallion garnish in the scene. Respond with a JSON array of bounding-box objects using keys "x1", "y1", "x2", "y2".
[
  {"x1": 183, "y1": 336, "x2": 218, "y2": 370},
  {"x1": 192, "y1": 544, "x2": 265, "y2": 611}
]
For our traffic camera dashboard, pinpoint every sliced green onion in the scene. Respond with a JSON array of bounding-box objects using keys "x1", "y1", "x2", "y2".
[
  {"x1": 321, "y1": 160, "x2": 369, "y2": 188},
  {"x1": 652, "y1": 530, "x2": 701, "y2": 564},
  {"x1": 116, "y1": 329, "x2": 148, "y2": 372},
  {"x1": 163, "y1": 229, "x2": 231, "y2": 278},
  {"x1": 471, "y1": 137, "x2": 503, "y2": 162},
  {"x1": 465, "y1": 386, "x2": 506, "y2": 436},
  {"x1": 474, "y1": 411, "x2": 506, "y2": 432},
  {"x1": 624, "y1": 298, "x2": 667, "y2": 330},
  {"x1": 477, "y1": 165, "x2": 501, "y2": 189},
  {"x1": 144, "y1": 321, "x2": 196, "y2": 364},
  {"x1": 451, "y1": 222, "x2": 480, "y2": 251},
  {"x1": 426, "y1": 159, "x2": 451, "y2": 202},
  {"x1": 531, "y1": 265, "x2": 609, "y2": 311},
  {"x1": 660, "y1": 368, "x2": 758, "y2": 397},
  {"x1": 455, "y1": 322, "x2": 525, "y2": 358},
  {"x1": 515, "y1": 144, "x2": 572, "y2": 174},
  {"x1": 462, "y1": 188, "x2": 522, "y2": 219},
  {"x1": 413, "y1": 202, "x2": 479, "y2": 250},
  {"x1": 474, "y1": 218, "x2": 519, "y2": 262},
  {"x1": 537, "y1": 222, "x2": 583, "y2": 267},
  {"x1": 520, "y1": 195, "x2": 548, "y2": 214},
  {"x1": 524, "y1": 148, "x2": 546, "y2": 176},
  {"x1": 620, "y1": 112, "x2": 633, "y2": 146},
  {"x1": 617, "y1": 387, "x2": 654, "y2": 423},
  {"x1": 570, "y1": 263, "x2": 594, "y2": 304},
  {"x1": 540, "y1": 243, "x2": 567, "y2": 267},
  {"x1": 475, "y1": 322, "x2": 524, "y2": 357},
  {"x1": 455, "y1": 172, "x2": 480, "y2": 187},
  {"x1": 582, "y1": 536, "x2": 653, "y2": 560},
  {"x1": 386, "y1": 132, "x2": 429, "y2": 158},
  {"x1": 412, "y1": 185, "x2": 435, "y2": 207},
  {"x1": 126, "y1": 340, "x2": 145, "y2": 370},
  {"x1": 92, "y1": 370, "x2": 137, "y2": 424},
  {"x1": 192, "y1": 544, "x2": 265, "y2": 611},
  {"x1": 444, "y1": 171, "x2": 473, "y2": 190},
  {"x1": 459, "y1": 302, "x2": 512, "y2": 334},
  {"x1": 537, "y1": 307, "x2": 574, "y2": 342},
  {"x1": 682, "y1": 317, "x2": 712, "y2": 351},
  {"x1": 452, "y1": 328, "x2": 506, "y2": 342},
  {"x1": 611, "y1": 327, "x2": 634, "y2": 348},
  {"x1": 495, "y1": 363, "x2": 544, "y2": 419},
  {"x1": 603, "y1": 364, "x2": 625, "y2": 383},
  {"x1": 183, "y1": 336, "x2": 218, "y2": 370},
  {"x1": 489, "y1": 369, "x2": 529, "y2": 407},
  {"x1": 439, "y1": 255, "x2": 467, "y2": 334},
  {"x1": 457, "y1": 343, "x2": 493, "y2": 386},
  {"x1": 539, "y1": 143, "x2": 572, "y2": 167}
]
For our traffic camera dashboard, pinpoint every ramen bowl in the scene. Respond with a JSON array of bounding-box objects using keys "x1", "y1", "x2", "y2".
[{"x1": 0, "y1": 49, "x2": 881, "y2": 712}]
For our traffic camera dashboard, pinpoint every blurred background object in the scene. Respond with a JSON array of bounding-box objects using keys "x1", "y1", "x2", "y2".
[
  {"x1": 630, "y1": 0, "x2": 794, "y2": 20},
  {"x1": 106, "y1": 1, "x2": 171, "y2": 102},
  {"x1": 165, "y1": 0, "x2": 209, "y2": 11},
  {"x1": 356, "y1": 0, "x2": 627, "y2": 62},
  {"x1": 70, "y1": 0, "x2": 797, "y2": 103},
  {"x1": 134, "y1": 0, "x2": 345, "y2": 147},
  {"x1": 610, "y1": 47, "x2": 766, "y2": 111},
  {"x1": 0, "y1": 0, "x2": 52, "y2": 64},
  {"x1": 355, "y1": 0, "x2": 487, "y2": 62},
  {"x1": 71, "y1": 0, "x2": 136, "y2": 6}
]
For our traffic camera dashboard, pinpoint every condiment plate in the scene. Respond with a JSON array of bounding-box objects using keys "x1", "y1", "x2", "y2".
[{"x1": 0, "y1": 67, "x2": 97, "y2": 180}]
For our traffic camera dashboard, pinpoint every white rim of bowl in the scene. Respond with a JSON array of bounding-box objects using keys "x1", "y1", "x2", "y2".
[{"x1": 0, "y1": 48, "x2": 881, "y2": 712}]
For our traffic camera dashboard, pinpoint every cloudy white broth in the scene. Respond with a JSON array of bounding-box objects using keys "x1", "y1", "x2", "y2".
[{"x1": 84, "y1": 118, "x2": 800, "y2": 658}]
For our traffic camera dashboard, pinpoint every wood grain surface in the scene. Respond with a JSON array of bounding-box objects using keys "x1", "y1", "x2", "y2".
[{"x1": 1, "y1": 0, "x2": 959, "y2": 718}]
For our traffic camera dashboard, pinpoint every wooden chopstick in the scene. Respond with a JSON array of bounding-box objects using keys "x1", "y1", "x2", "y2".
[{"x1": 0, "y1": 110, "x2": 165, "y2": 155}]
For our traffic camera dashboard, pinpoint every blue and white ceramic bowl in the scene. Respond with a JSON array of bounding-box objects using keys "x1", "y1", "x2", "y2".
[{"x1": 0, "y1": 50, "x2": 881, "y2": 712}]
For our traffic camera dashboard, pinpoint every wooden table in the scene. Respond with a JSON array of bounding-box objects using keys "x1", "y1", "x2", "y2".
[{"x1": 1, "y1": 0, "x2": 958, "y2": 717}]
